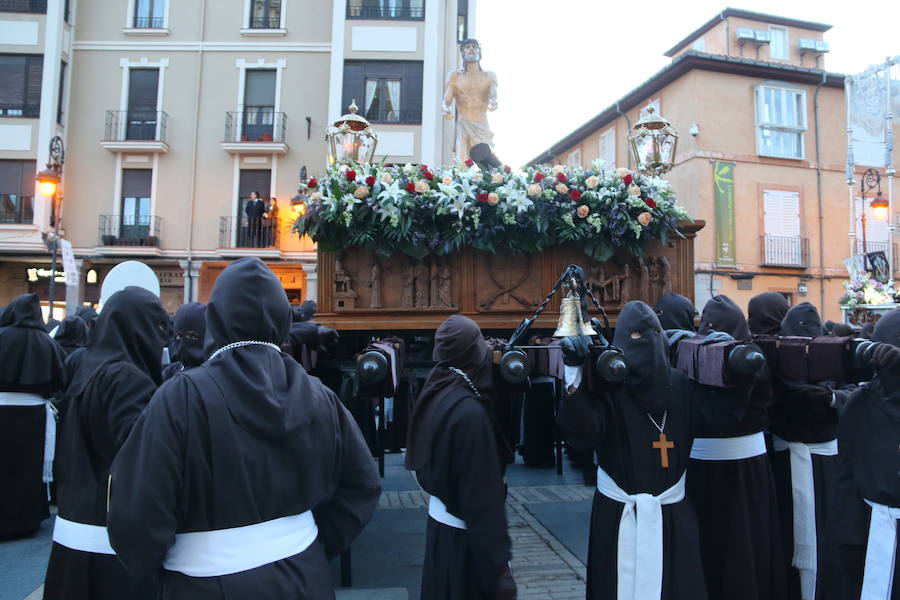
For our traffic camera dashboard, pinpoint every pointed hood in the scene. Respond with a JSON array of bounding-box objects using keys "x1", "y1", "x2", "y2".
[
  {"x1": 871, "y1": 308, "x2": 900, "y2": 415},
  {"x1": 698, "y1": 295, "x2": 751, "y2": 341},
  {"x1": 780, "y1": 302, "x2": 823, "y2": 337},
  {"x1": 0, "y1": 293, "x2": 66, "y2": 395},
  {"x1": 747, "y1": 292, "x2": 790, "y2": 336},
  {"x1": 171, "y1": 302, "x2": 206, "y2": 369},
  {"x1": 613, "y1": 301, "x2": 674, "y2": 414},
  {"x1": 54, "y1": 315, "x2": 90, "y2": 356},
  {"x1": 653, "y1": 293, "x2": 696, "y2": 331},
  {"x1": 200, "y1": 257, "x2": 324, "y2": 440}
]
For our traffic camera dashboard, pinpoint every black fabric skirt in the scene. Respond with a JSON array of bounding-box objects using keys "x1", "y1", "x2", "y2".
[
  {"x1": 687, "y1": 452, "x2": 789, "y2": 600},
  {"x1": 586, "y1": 489, "x2": 709, "y2": 600},
  {"x1": 770, "y1": 448, "x2": 847, "y2": 600},
  {"x1": 422, "y1": 517, "x2": 492, "y2": 600},
  {"x1": 43, "y1": 542, "x2": 157, "y2": 600},
  {"x1": 0, "y1": 405, "x2": 49, "y2": 537}
]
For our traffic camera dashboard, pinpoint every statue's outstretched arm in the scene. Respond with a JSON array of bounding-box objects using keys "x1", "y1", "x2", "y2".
[{"x1": 442, "y1": 71, "x2": 457, "y2": 116}]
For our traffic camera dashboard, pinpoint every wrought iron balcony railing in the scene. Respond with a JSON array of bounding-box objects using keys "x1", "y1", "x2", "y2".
[
  {"x1": 0, "y1": 195, "x2": 33, "y2": 224},
  {"x1": 365, "y1": 108, "x2": 422, "y2": 125},
  {"x1": 346, "y1": 0, "x2": 424, "y2": 20},
  {"x1": 99, "y1": 214, "x2": 161, "y2": 247},
  {"x1": 219, "y1": 216, "x2": 280, "y2": 249},
  {"x1": 856, "y1": 240, "x2": 899, "y2": 272},
  {"x1": 104, "y1": 110, "x2": 168, "y2": 143},
  {"x1": 760, "y1": 235, "x2": 809, "y2": 268},
  {"x1": 132, "y1": 15, "x2": 165, "y2": 28},
  {"x1": 224, "y1": 109, "x2": 286, "y2": 143},
  {"x1": 0, "y1": 104, "x2": 41, "y2": 118},
  {"x1": 247, "y1": 15, "x2": 281, "y2": 28}
]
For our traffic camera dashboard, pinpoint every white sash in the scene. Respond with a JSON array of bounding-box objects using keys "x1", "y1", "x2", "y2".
[
  {"x1": 428, "y1": 495, "x2": 466, "y2": 529},
  {"x1": 596, "y1": 466, "x2": 686, "y2": 600},
  {"x1": 163, "y1": 511, "x2": 318, "y2": 577},
  {"x1": 689, "y1": 432, "x2": 767, "y2": 461},
  {"x1": 862, "y1": 499, "x2": 899, "y2": 600},
  {"x1": 772, "y1": 436, "x2": 839, "y2": 600},
  {"x1": 52, "y1": 516, "x2": 116, "y2": 555},
  {"x1": 0, "y1": 392, "x2": 57, "y2": 485}
]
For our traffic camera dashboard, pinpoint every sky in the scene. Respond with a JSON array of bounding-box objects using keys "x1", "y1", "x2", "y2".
[{"x1": 474, "y1": 0, "x2": 900, "y2": 167}]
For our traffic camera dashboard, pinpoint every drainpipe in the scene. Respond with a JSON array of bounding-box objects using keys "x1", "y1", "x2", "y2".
[
  {"x1": 616, "y1": 101, "x2": 633, "y2": 169},
  {"x1": 721, "y1": 12, "x2": 730, "y2": 57},
  {"x1": 814, "y1": 71, "x2": 827, "y2": 314},
  {"x1": 184, "y1": 0, "x2": 208, "y2": 302}
]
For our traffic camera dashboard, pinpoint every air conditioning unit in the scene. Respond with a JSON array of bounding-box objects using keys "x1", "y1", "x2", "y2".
[
  {"x1": 736, "y1": 28, "x2": 756, "y2": 42},
  {"x1": 798, "y1": 38, "x2": 817, "y2": 51},
  {"x1": 754, "y1": 30, "x2": 771, "y2": 43},
  {"x1": 815, "y1": 40, "x2": 830, "y2": 53}
]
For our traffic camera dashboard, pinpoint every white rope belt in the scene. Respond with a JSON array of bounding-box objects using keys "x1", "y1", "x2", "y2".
[
  {"x1": 689, "y1": 431, "x2": 767, "y2": 461},
  {"x1": 428, "y1": 495, "x2": 466, "y2": 530},
  {"x1": 862, "y1": 499, "x2": 900, "y2": 600},
  {"x1": 596, "y1": 466, "x2": 686, "y2": 600},
  {"x1": 163, "y1": 511, "x2": 318, "y2": 577},
  {"x1": 52, "y1": 516, "x2": 116, "y2": 555},
  {"x1": 772, "y1": 435, "x2": 839, "y2": 600},
  {"x1": 0, "y1": 392, "x2": 56, "y2": 485}
]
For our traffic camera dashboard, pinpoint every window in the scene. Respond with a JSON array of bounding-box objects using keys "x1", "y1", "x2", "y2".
[
  {"x1": 691, "y1": 37, "x2": 705, "y2": 52},
  {"x1": 457, "y1": 0, "x2": 468, "y2": 42},
  {"x1": 133, "y1": 0, "x2": 166, "y2": 28},
  {"x1": 599, "y1": 128, "x2": 616, "y2": 169},
  {"x1": 126, "y1": 68, "x2": 160, "y2": 140},
  {"x1": 0, "y1": 160, "x2": 36, "y2": 224},
  {"x1": 343, "y1": 61, "x2": 423, "y2": 124},
  {"x1": 347, "y1": 0, "x2": 424, "y2": 20},
  {"x1": 57, "y1": 61, "x2": 66, "y2": 125},
  {"x1": 0, "y1": 54, "x2": 43, "y2": 117},
  {"x1": 769, "y1": 26, "x2": 788, "y2": 60},
  {"x1": 0, "y1": 0, "x2": 46, "y2": 13},
  {"x1": 566, "y1": 150, "x2": 582, "y2": 168},
  {"x1": 763, "y1": 189, "x2": 804, "y2": 266},
  {"x1": 756, "y1": 84, "x2": 806, "y2": 159},
  {"x1": 238, "y1": 170, "x2": 272, "y2": 247},
  {"x1": 248, "y1": 0, "x2": 281, "y2": 29},
  {"x1": 121, "y1": 169, "x2": 152, "y2": 241},
  {"x1": 242, "y1": 69, "x2": 276, "y2": 140}
]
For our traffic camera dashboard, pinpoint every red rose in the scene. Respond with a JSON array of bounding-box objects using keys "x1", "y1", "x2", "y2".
[
  {"x1": 345, "y1": 170, "x2": 356, "y2": 182},
  {"x1": 504, "y1": 165, "x2": 511, "y2": 173},
  {"x1": 423, "y1": 171, "x2": 434, "y2": 181},
  {"x1": 307, "y1": 177, "x2": 318, "y2": 189},
  {"x1": 556, "y1": 173, "x2": 567, "y2": 183},
  {"x1": 465, "y1": 159, "x2": 474, "y2": 167},
  {"x1": 623, "y1": 174, "x2": 633, "y2": 185},
  {"x1": 420, "y1": 164, "x2": 428, "y2": 172},
  {"x1": 533, "y1": 173, "x2": 545, "y2": 183},
  {"x1": 406, "y1": 182, "x2": 416, "y2": 193},
  {"x1": 365, "y1": 175, "x2": 376, "y2": 187},
  {"x1": 644, "y1": 197, "x2": 657, "y2": 209},
  {"x1": 569, "y1": 189, "x2": 582, "y2": 202},
  {"x1": 477, "y1": 192, "x2": 489, "y2": 203}
]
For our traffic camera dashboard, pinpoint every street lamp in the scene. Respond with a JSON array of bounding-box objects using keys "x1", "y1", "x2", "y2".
[
  {"x1": 325, "y1": 100, "x2": 378, "y2": 165},
  {"x1": 858, "y1": 168, "x2": 889, "y2": 268},
  {"x1": 35, "y1": 136, "x2": 64, "y2": 320},
  {"x1": 628, "y1": 105, "x2": 679, "y2": 176}
]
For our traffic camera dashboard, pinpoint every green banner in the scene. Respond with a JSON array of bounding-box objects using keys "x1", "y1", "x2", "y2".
[{"x1": 713, "y1": 161, "x2": 736, "y2": 267}]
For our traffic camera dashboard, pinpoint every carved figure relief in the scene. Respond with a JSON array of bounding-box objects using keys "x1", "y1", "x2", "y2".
[
  {"x1": 618, "y1": 263, "x2": 632, "y2": 303},
  {"x1": 400, "y1": 261, "x2": 415, "y2": 308},
  {"x1": 438, "y1": 261, "x2": 454, "y2": 308},
  {"x1": 430, "y1": 260, "x2": 440, "y2": 307},
  {"x1": 638, "y1": 257, "x2": 651, "y2": 304},
  {"x1": 657, "y1": 256, "x2": 673, "y2": 298},
  {"x1": 368, "y1": 259, "x2": 383, "y2": 309},
  {"x1": 334, "y1": 255, "x2": 359, "y2": 310},
  {"x1": 414, "y1": 260, "x2": 431, "y2": 309}
]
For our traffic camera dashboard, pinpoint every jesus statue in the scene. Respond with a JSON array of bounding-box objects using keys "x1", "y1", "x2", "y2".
[{"x1": 442, "y1": 38, "x2": 498, "y2": 164}]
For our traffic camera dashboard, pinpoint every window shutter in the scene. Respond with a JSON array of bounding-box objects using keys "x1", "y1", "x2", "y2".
[
  {"x1": 244, "y1": 69, "x2": 276, "y2": 106},
  {"x1": 764, "y1": 190, "x2": 800, "y2": 238},
  {"x1": 25, "y1": 56, "x2": 43, "y2": 112},
  {"x1": 122, "y1": 169, "x2": 152, "y2": 198},
  {"x1": 127, "y1": 68, "x2": 159, "y2": 112}
]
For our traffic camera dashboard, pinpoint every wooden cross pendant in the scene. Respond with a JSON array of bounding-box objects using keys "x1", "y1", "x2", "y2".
[{"x1": 652, "y1": 433, "x2": 675, "y2": 468}]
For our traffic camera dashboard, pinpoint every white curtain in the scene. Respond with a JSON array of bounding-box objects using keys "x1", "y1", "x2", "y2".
[
  {"x1": 364, "y1": 79, "x2": 378, "y2": 117},
  {"x1": 385, "y1": 79, "x2": 401, "y2": 122}
]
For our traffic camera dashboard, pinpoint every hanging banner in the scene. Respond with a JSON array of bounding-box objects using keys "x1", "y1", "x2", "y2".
[
  {"x1": 713, "y1": 161, "x2": 736, "y2": 267},
  {"x1": 60, "y1": 239, "x2": 78, "y2": 287}
]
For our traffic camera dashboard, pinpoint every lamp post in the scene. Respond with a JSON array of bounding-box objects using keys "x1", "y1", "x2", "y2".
[
  {"x1": 859, "y1": 168, "x2": 887, "y2": 269},
  {"x1": 35, "y1": 136, "x2": 64, "y2": 319},
  {"x1": 325, "y1": 100, "x2": 378, "y2": 165},
  {"x1": 627, "y1": 106, "x2": 679, "y2": 176}
]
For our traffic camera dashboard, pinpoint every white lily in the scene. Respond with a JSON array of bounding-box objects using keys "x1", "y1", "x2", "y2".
[
  {"x1": 447, "y1": 193, "x2": 469, "y2": 219},
  {"x1": 377, "y1": 179, "x2": 402, "y2": 204},
  {"x1": 503, "y1": 185, "x2": 533, "y2": 214}
]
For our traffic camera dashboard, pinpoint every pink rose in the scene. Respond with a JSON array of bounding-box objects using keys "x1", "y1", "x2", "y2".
[
  {"x1": 354, "y1": 186, "x2": 370, "y2": 199},
  {"x1": 414, "y1": 180, "x2": 429, "y2": 193},
  {"x1": 638, "y1": 211, "x2": 652, "y2": 226},
  {"x1": 487, "y1": 193, "x2": 500, "y2": 205},
  {"x1": 576, "y1": 205, "x2": 590, "y2": 219},
  {"x1": 527, "y1": 183, "x2": 543, "y2": 197},
  {"x1": 555, "y1": 183, "x2": 569, "y2": 195}
]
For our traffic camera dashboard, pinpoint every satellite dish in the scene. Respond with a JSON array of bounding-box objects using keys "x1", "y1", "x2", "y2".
[{"x1": 99, "y1": 261, "x2": 160, "y2": 310}]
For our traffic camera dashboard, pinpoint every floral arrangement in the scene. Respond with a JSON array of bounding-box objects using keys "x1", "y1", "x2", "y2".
[
  {"x1": 838, "y1": 272, "x2": 897, "y2": 308},
  {"x1": 291, "y1": 160, "x2": 691, "y2": 261}
]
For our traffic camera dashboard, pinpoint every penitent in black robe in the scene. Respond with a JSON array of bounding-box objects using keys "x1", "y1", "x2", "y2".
[
  {"x1": 107, "y1": 257, "x2": 381, "y2": 600},
  {"x1": 687, "y1": 295, "x2": 787, "y2": 600},
  {"x1": 44, "y1": 287, "x2": 170, "y2": 600}
]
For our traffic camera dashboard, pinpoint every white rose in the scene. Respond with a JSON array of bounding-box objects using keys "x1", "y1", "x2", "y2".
[
  {"x1": 414, "y1": 180, "x2": 429, "y2": 193},
  {"x1": 555, "y1": 183, "x2": 569, "y2": 195},
  {"x1": 471, "y1": 171, "x2": 484, "y2": 182},
  {"x1": 551, "y1": 165, "x2": 566, "y2": 176},
  {"x1": 491, "y1": 172, "x2": 504, "y2": 184},
  {"x1": 628, "y1": 184, "x2": 641, "y2": 196},
  {"x1": 585, "y1": 175, "x2": 600, "y2": 189},
  {"x1": 616, "y1": 167, "x2": 629, "y2": 178},
  {"x1": 382, "y1": 172, "x2": 394, "y2": 185},
  {"x1": 527, "y1": 183, "x2": 542, "y2": 198}
]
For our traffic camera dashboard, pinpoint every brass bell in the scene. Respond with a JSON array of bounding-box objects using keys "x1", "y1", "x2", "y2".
[{"x1": 553, "y1": 290, "x2": 598, "y2": 337}]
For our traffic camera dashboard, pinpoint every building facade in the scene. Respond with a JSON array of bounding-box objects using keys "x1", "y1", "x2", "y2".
[
  {"x1": 530, "y1": 8, "x2": 898, "y2": 323},
  {"x1": 0, "y1": 0, "x2": 473, "y2": 314}
]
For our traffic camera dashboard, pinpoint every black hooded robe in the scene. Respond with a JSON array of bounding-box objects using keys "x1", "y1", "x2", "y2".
[
  {"x1": 106, "y1": 257, "x2": 381, "y2": 599},
  {"x1": 559, "y1": 302, "x2": 751, "y2": 600},
  {"x1": 834, "y1": 309, "x2": 900, "y2": 598},
  {"x1": 0, "y1": 294, "x2": 66, "y2": 538},
  {"x1": 407, "y1": 315, "x2": 514, "y2": 600},
  {"x1": 687, "y1": 295, "x2": 788, "y2": 600},
  {"x1": 767, "y1": 302, "x2": 846, "y2": 600},
  {"x1": 160, "y1": 302, "x2": 206, "y2": 381},
  {"x1": 44, "y1": 286, "x2": 170, "y2": 600}
]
